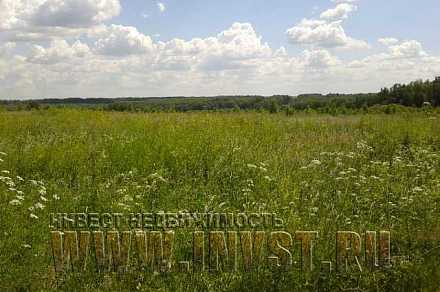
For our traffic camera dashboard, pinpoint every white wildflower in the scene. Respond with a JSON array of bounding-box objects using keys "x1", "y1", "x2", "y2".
[
  {"x1": 35, "y1": 202, "x2": 45, "y2": 210},
  {"x1": 310, "y1": 159, "x2": 322, "y2": 166},
  {"x1": 5, "y1": 180, "x2": 15, "y2": 187},
  {"x1": 16, "y1": 176, "x2": 24, "y2": 182},
  {"x1": 39, "y1": 196, "x2": 48, "y2": 202},
  {"x1": 259, "y1": 166, "x2": 268, "y2": 172},
  {"x1": 412, "y1": 187, "x2": 423, "y2": 193},
  {"x1": 30, "y1": 213, "x2": 39, "y2": 219},
  {"x1": 1, "y1": 170, "x2": 10, "y2": 174},
  {"x1": 22, "y1": 244, "x2": 31, "y2": 249},
  {"x1": 53, "y1": 194, "x2": 60, "y2": 200},
  {"x1": 263, "y1": 175, "x2": 273, "y2": 181},
  {"x1": 16, "y1": 195, "x2": 25, "y2": 201},
  {"x1": 9, "y1": 199, "x2": 22, "y2": 206}
]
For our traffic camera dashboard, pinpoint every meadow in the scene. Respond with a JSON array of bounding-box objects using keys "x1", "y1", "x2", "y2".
[{"x1": 0, "y1": 108, "x2": 439, "y2": 291}]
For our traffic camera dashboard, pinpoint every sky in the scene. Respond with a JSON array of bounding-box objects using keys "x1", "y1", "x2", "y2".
[{"x1": 0, "y1": 0, "x2": 439, "y2": 99}]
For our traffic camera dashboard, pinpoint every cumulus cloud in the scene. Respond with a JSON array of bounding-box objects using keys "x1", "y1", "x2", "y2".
[
  {"x1": 286, "y1": 1, "x2": 368, "y2": 50},
  {"x1": 30, "y1": 0, "x2": 121, "y2": 28},
  {"x1": 1, "y1": 6, "x2": 439, "y2": 100},
  {"x1": 0, "y1": 0, "x2": 121, "y2": 33},
  {"x1": 93, "y1": 24, "x2": 154, "y2": 56},
  {"x1": 286, "y1": 19, "x2": 368, "y2": 49},
  {"x1": 320, "y1": 3, "x2": 357, "y2": 21},
  {"x1": 389, "y1": 40, "x2": 427, "y2": 58},
  {"x1": 26, "y1": 40, "x2": 90, "y2": 64},
  {"x1": 155, "y1": 22, "x2": 272, "y2": 71},
  {"x1": 303, "y1": 49, "x2": 339, "y2": 68}
]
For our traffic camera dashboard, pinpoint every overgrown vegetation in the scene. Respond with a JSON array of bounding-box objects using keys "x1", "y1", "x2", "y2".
[{"x1": 0, "y1": 109, "x2": 439, "y2": 291}]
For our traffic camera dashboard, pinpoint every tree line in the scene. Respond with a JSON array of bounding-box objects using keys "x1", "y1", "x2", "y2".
[{"x1": 1, "y1": 77, "x2": 439, "y2": 113}]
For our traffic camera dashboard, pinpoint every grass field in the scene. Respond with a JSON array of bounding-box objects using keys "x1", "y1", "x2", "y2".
[{"x1": 1, "y1": 109, "x2": 439, "y2": 291}]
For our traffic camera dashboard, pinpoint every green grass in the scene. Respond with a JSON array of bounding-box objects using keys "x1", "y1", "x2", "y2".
[{"x1": 1, "y1": 109, "x2": 439, "y2": 291}]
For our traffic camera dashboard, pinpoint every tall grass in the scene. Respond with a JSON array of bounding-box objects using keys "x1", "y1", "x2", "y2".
[{"x1": 0, "y1": 109, "x2": 439, "y2": 291}]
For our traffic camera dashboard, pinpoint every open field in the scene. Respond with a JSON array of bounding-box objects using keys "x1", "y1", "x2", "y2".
[{"x1": 1, "y1": 109, "x2": 440, "y2": 291}]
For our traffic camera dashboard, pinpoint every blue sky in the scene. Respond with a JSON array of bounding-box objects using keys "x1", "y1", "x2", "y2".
[
  {"x1": 0, "y1": 0, "x2": 439, "y2": 98},
  {"x1": 115, "y1": 0, "x2": 440, "y2": 54}
]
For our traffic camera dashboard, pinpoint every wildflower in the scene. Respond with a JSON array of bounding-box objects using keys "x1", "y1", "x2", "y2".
[
  {"x1": 22, "y1": 244, "x2": 31, "y2": 249},
  {"x1": 0, "y1": 152, "x2": 6, "y2": 156},
  {"x1": 28, "y1": 206, "x2": 35, "y2": 212},
  {"x1": 123, "y1": 195, "x2": 133, "y2": 202},
  {"x1": 310, "y1": 159, "x2": 322, "y2": 166},
  {"x1": 30, "y1": 213, "x2": 39, "y2": 219},
  {"x1": 39, "y1": 196, "x2": 48, "y2": 202},
  {"x1": 35, "y1": 202, "x2": 45, "y2": 210},
  {"x1": 16, "y1": 195, "x2": 25, "y2": 201},
  {"x1": 53, "y1": 194, "x2": 60, "y2": 200},
  {"x1": 412, "y1": 187, "x2": 423, "y2": 193},
  {"x1": 16, "y1": 176, "x2": 24, "y2": 182},
  {"x1": 29, "y1": 180, "x2": 38, "y2": 186},
  {"x1": 259, "y1": 166, "x2": 268, "y2": 172},
  {"x1": 5, "y1": 180, "x2": 15, "y2": 187},
  {"x1": 16, "y1": 190, "x2": 24, "y2": 195},
  {"x1": 149, "y1": 173, "x2": 167, "y2": 183},
  {"x1": 39, "y1": 189, "x2": 47, "y2": 196},
  {"x1": 263, "y1": 175, "x2": 273, "y2": 181},
  {"x1": 9, "y1": 199, "x2": 22, "y2": 206},
  {"x1": 8, "y1": 187, "x2": 16, "y2": 192},
  {"x1": 1, "y1": 170, "x2": 10, "y2": 174}
]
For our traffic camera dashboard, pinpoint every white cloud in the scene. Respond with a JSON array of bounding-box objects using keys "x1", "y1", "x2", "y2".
[
  {"x1": 27, "y1": 40, "x2": 90, "y2": 64},
  {"x1": 94, "y1": 25, "x2": 154, "y2": 56},
  {"x1": 303, "y1": 49, "x2": 339, "y2": 68},
  {"x1": 30, "y1": 0, "x2": 121, "y2": 28},
  {"x1": 0, "y1": 0, "x2": 121, "y2": 31},
  {"x1": 286, "y1": 1, "x2": 368, "y2": 50},
  {"x1": 156, "y1": 22, "x2": 272, "y2": 71},
  {"x1": 286, "y1": 19, "x2": 368, "y2": 49},
  {"x1": 389, "y1": 40, "x2": 427, "y2": 58},
  {"x1": 1, "y1": 16, "x2": 439, "y2": 99},
  {"x1": 0, "y1": 42, "x2": 16, "y2": 56},
  {"x1": 378, "y1": 37, "x2": 399, "y2": 46},
  {"x1": 157, "y1": 2, "x2": 166, "y2": 13},
  {"x1": 320, "y1": 3, "x2": 357, "y2": 21}
]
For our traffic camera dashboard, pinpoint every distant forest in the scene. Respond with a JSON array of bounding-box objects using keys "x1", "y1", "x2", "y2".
[{"x1": 1, "y1": 77, "x2": 439, "y2": 114}]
